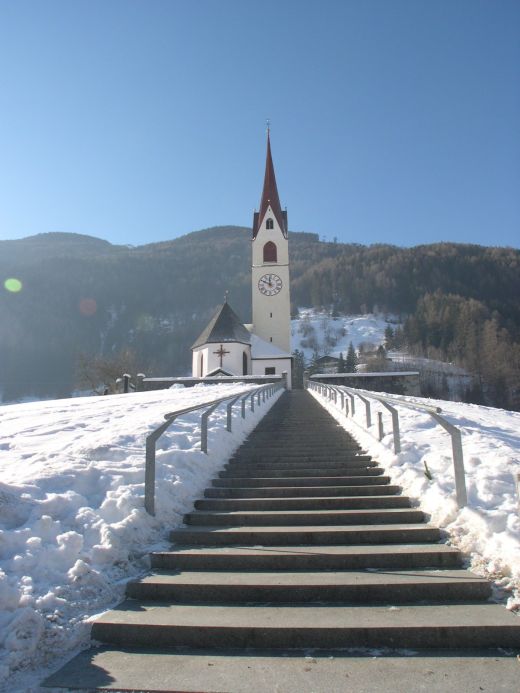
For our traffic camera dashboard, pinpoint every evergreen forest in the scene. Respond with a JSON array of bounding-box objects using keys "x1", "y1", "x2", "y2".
[{"x1": 1, "y1": 227, "x2": 519, "y2": 408}]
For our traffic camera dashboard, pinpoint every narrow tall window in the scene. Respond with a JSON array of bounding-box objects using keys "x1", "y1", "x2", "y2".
[
  {"x1": 266, "y1": 218, "x2": 274, "y2": 229},
  {"x1": 200, "y1": 354, "x2": 203, "y2": 377},
  {"x1": 263, "y1": 241, "x2": 277, "y2": 263},
  {"x1": 242, "y1": 351, "x2": 248, "y2": 376}
]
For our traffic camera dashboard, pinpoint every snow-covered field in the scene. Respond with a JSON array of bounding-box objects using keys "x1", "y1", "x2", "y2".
[
  {"x1": 291, "y1": 310, "x2": 394, "y2": 361},
  {"x1": 2, "y1": 374, "x2": 519, "y2": 691},
  {"x1": 0, "y1": 383, "x2": 281, "y2": 692},
  {"x1": 311, "y1": 387, "x2": 520, "y2": 609}
]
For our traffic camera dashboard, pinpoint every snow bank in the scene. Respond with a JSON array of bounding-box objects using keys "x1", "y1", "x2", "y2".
[
  {"x1": 311, "y1": 388, "x2": 520, "y2": 609},
  {"x1": 0, "y1": 384, "x2": 281, "y2": 691}
]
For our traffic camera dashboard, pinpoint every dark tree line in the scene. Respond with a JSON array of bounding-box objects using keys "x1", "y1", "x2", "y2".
[{"x1": 1, "y1": 228, "x2": 519, "y2": 408}]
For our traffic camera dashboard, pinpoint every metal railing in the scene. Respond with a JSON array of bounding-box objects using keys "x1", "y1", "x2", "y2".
[
  {"x1": 308, "y1": 380, "x2": 468, "y2": 508},
  {"x1": 144, "y1": 382, "x2": 283, "y2": 515}
]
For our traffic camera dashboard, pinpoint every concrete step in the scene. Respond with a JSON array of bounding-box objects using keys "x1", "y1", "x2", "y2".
[
  {"x1": 151, "y1": 544, "x2": 463, "y2": 571},
  {"x1": 231, "y1": 451, "x2": 366, "y2": 460},
  {"x1": 184, "y1": 508, "x2": 425, "y2": 527},
  {"x1": 212, "y1": 475, "x2": 392, "y2": 487},
  {"x1": 226, "y1": 457, "x2": 376, "y2": 469},
  {"x1": 240, "y1": 440, "x2": 361, "y2": 452},
  {"x1": 194, "y1": 496, "x2": 412, "y2": 511},
  {"x1": 170, "y1": 524, "x2": 441, "y2": 546},
  {"x1": 43, "y1": 646, "x2": 520, "y2": 693},
  {"x1": 218, "y1": 468, "x2": 385, "y2": 479},
  {"x1": 204, "y1": 484, "x2": 402, "y2": 498},
  {"x1": 222, "y1": 464, "x2": 379, "y2": 475},
  {"x1": 229, "y1": 456, "x2": 371, "y2": 465},
  {"x1": 126, "y1": 569, "x2": 491, "y2": 603},
  {"x1": 90, "y1": 602, "x2": 520, "y2": 649}
]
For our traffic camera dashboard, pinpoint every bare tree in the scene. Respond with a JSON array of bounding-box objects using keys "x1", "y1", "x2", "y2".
[{"x1": 76, "y1": 349, "x2": 140, "y2": 394}]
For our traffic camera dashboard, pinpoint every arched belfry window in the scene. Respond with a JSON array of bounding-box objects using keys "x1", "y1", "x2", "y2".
[
  {"x1": 266, "y1": 218, "x2": 274, "y2": 229},
  {"x1": 242, "y1": 351, "x2": 248, "y2": 376},
  {"x1": 263, "y1": 241, "x2": 277, "y2": 263}
]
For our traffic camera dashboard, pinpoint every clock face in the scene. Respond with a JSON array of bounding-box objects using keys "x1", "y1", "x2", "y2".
[{"x1": 258, "y1": 273, "x2": 283, "y2": 296}]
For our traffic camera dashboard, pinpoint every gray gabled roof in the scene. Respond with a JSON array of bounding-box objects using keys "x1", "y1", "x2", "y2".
[{"x1": 192, "y1": 302, "x2": 251, "y2": 349}]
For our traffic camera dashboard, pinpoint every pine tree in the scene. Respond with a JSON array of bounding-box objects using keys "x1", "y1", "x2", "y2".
[
  {"x1": 337, "y1": 352, "x2": 345, "y2": 373},
  {"x1": 384, "y1": 325, "x2": 394, "y2": 349},
  {"x1": 291, "y1": 349, "x2": 306, "y2": 388},
  {"x1": 345, "y1": 342, "x2": 358, "y2": 373}
]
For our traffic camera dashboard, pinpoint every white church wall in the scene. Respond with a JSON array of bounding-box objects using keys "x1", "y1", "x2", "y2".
[
  {"x1": 252, "y1": 358, "x2": 292, "y2": 389},
  {"x1": 192, "y1": 347, "x2": 209, "y2": 377},
  {"x1": 204, "y1": 342, "x2": 250, "y2": 376},
  {"x1": 252, "y1": 206, "x2": 291, "y2": 354}
]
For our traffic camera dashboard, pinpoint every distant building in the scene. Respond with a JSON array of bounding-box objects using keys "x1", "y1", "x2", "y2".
[{"x1": 313, "y1": 355, "x2": 340, "y2": 373}]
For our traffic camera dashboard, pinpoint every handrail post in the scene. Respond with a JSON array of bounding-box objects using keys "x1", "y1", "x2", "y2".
[
  {"x1": 380, "y1": 401, "x2": 401, "y2": 453},
  {"x1": 144, "y1": 436, "x2": 156, "y2": 516},
  {"x1": 378, "y1": 412, "x2": 384, "y2": 441},
  {"x1": 356, "y1": 393, "x2": 372, "y2": 428},
  {"x1": 145, "y1": 416, "x2": 179, "y2": 516},
  {"x1": 226, "y1": 395, "x2": 242, "y2": 432},
  {"x1": 430, "y1": 412, "x2": 467, "y2": 508},
  {"x1": 200, "y1": 402, "x2": 221, "y2": 454},
  {"x1": 347, "y1": 391, "x2": 355, "y2": 416}
]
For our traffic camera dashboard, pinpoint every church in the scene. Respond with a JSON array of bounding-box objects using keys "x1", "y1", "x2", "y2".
[{"x1": 191, "y1": 130, "x2": 293, "y2": 388}]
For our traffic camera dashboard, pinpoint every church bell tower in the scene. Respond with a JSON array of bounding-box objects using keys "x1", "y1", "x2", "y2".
[{"x1": 252, "y1": 128, "x2": 291, "y2": 353}]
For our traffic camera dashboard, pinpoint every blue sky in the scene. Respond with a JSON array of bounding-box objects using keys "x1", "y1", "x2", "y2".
[{"x1": 1, "y1": 0, "x2": 518, "y2": 248}]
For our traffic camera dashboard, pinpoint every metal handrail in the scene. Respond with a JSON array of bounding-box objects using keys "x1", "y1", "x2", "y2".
[
  {"x1": 308, "y1": 380, "x2": 468, "y2": 508},
  {"x1": 144, "y1": 382, "x2": 283, "y2": 515}
]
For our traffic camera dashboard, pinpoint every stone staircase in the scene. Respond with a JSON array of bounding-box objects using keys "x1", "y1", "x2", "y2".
[{"x1": 45, "y1": 390, "x2": 520, "y2": 692}]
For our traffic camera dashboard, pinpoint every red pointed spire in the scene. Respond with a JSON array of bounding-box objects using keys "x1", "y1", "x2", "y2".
[{"x1": 253, "y1": 127, "x2": 287, "y2": 239}]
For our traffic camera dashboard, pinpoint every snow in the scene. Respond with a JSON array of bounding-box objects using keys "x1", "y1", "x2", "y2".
[
  {"x1": 310, "y1": 386, "x2": 520, "y2": 610},
  {"x1": 250, "y1": 333, "x2": 291, "y2": 358},
  {"x1": 292, "y1": 309, "x2": 394, "y2": 361},
  {"x1": 0, "y1": 383, "x2": 281, "y2": 692}
]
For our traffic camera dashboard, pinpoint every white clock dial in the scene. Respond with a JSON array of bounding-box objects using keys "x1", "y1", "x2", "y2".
[{"x1": 258, "y1": 273, "x2": 283, "y2": 296}]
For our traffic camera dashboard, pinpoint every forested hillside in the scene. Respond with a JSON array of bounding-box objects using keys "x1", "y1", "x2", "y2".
[{"x1": 1, "y1": 227, "x2": 519, "y2": 407}]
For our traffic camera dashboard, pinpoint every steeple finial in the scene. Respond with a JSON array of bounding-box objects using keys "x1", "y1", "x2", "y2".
[{"x1": 224, "y1": 290, "x2": 229, "y2": 303}]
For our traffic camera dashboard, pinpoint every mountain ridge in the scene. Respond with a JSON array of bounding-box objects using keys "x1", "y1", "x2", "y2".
[{"x1": 1, "y1": 226, "x2": 519, "y2": 406}]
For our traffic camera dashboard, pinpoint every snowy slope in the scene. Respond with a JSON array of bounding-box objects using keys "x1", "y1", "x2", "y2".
[
  {"x1": 0, "y1": 384, "x2": 281, "y2": 692},
  {"x1": 311, "y1": 388, "x2": 520, "y2": 610},
  {"x1": 291, "y1": 309, "x2": 395, "y2": 361}
]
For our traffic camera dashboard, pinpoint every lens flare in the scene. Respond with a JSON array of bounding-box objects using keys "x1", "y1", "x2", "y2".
[
  {"x1": 4, "y1": 278, "x2": 23, "y2": 293},
  {"x1": 79, "y1": 298, "x2": 97, "y2": 316}
]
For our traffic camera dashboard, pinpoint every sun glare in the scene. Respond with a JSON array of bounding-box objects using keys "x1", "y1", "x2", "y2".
[{"x1": 4, "y1": 278, "x2": 23, "y2": 293}]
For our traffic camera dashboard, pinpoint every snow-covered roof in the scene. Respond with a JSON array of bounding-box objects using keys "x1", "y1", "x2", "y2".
[{"x1": 250, "y1": 333, "x2": 291, "y2": 359}]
